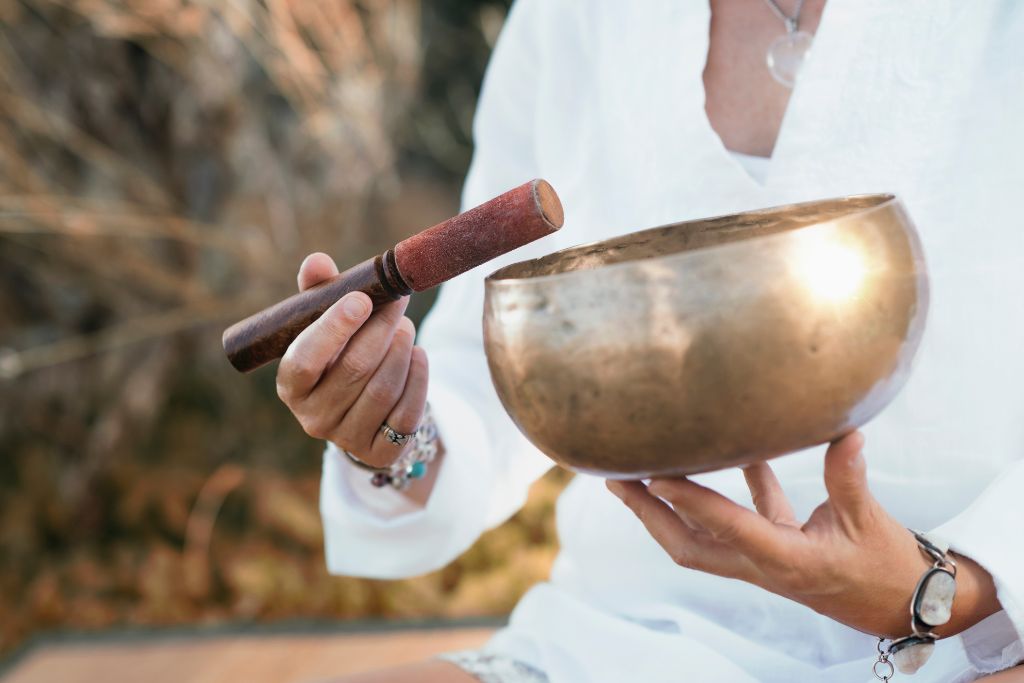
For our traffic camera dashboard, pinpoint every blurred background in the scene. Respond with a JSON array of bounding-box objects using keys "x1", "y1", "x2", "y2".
[{"x1": 0, "y1": 0, "x2": 567, "y2": 665}]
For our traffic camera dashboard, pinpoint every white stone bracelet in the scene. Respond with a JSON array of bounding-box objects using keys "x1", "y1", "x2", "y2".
[{"x1": 873, "y1": 530, "x2": 957, "y2": 680}]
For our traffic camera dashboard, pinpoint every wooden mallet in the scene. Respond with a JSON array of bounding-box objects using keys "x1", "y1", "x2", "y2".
[{"x1": 223, "y1": 179, "x2": 564, "y2": 372}]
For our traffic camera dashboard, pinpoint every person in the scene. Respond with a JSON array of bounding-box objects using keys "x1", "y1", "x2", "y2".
[{"x1": 275, "y1": 1, "x2": 1024, "y2": 681}]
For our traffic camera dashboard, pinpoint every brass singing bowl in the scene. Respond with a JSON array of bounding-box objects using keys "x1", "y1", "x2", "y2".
[{"x1": 483, "y1": 195, "x2": 929, "y2": 478}]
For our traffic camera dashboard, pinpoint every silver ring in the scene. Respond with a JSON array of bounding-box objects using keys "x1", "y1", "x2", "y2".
[
  {"x1": 872, "y1": 659, "x2": 894, "y2": 681},
  {"x1": 380, "y1": 422, "x2": 413, "y2": 447}
]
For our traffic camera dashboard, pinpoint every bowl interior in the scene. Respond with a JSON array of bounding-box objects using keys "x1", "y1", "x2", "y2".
[{"x1": 488, "y1": 194, "x2": 895, "y2": 283}]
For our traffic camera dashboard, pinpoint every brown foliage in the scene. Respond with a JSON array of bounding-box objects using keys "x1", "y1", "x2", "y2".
[{"x1": 0, "y1": 0, "x2": 555, "y2": 661}]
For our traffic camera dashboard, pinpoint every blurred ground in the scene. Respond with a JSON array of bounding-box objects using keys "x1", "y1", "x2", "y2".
[
  {"x1": 3, "y1": 624, "x2": 495, "y2": 682},
  {"x1": 0, "y1": 0, "x2": 569, "y2": 663}
]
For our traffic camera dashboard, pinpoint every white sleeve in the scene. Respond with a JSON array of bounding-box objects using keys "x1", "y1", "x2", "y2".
[
  {"x1": 320, "y1": 0, "x2": 559, "y2": 580},
  {"x1": 931, "y1": 459, "x2": 1024, "y2": 674}
]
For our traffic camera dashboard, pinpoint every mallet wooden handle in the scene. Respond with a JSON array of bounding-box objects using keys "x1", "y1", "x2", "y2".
[{"x1": 223, "y1": 179, "x2": 564, "y2": 372}]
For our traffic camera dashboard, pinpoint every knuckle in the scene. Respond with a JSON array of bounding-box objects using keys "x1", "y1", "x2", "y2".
[
  {"x1": 293, "y1": 361, "x2": 320, "y2": 385},
  {"x1": 670, "y1": 546, "x2": 694, "y2": 569},
  {"x1": 281, "y1": 353, "x2": 319, "y2": 386},
  {"x1": 320, "y1": 315, "x2": 355, "y2": 345},
  {"x1": 363, "y1": 376, "x2": 401, "y2": 406},
  {"x1": 394, "y1": 317, "x2": 416, "y2": 341},
  {"x1": 338, "y1": 351, "x2": 374, "y2": 381},
  {"x1": 299, "y1": 415, "x2": 331, "y2": 440}
]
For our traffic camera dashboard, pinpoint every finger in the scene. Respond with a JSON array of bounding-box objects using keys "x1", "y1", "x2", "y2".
[
  {"x1": 332, "y1": 317, "x2": 415, "y2": 464},
  {"x1": 367, "y1": 344, "x2": 430, "y2": 466},
  {"x1": 743, "y1": 462, "x2": 796, "y2": 524},
  {"x1": 313, "y1": 296, "x2": 411, "y2": 404},
  {"x1": 607, "y1": 480, "x2": 756, "y2": 580},
  {"x1": 297, "y1": 252, "x2": 339, "y2": 291},
  {"x1": 647, "y1": 477, "x2": 788, "y2": 560},
  {"x1": 277, "y1": 292, "x2": 372, "y2": 401},
  {"x1": 823, "y1": 430, "x2": 871, "y2": 526},
  {"x1": 379, "y1": 345, "x2": 429, "y2": 440}
]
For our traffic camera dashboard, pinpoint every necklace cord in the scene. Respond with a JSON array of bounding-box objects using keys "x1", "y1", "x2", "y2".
[{"x1": 763, "y1": 0, "x2": 805, "y2": 32}]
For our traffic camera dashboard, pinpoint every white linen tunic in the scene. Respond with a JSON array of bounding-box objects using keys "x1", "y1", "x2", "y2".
[{"x1": 320, "y1": 2, "x2": 1024, "y2": 680}]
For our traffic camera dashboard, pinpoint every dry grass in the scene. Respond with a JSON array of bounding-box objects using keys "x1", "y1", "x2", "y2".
[{"x1": 0, "y1": 0, "x2": 419, "y2": 367}]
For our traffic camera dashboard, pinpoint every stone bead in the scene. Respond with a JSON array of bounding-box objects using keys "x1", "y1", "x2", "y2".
[
  {"x1": 916, "y1": 568, "x2": 956, "y2": 627},
  {"x1": 766, "y1": 31, "x2": 813, "y2": 88},
  {"x1": 892, "y1": 639, "x2": 935, "y2": 675}
]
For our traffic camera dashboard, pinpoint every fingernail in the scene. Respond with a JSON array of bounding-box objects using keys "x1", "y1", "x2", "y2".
[{"x1": 343, "y1": 295, "x2": 369, "y2": 318}]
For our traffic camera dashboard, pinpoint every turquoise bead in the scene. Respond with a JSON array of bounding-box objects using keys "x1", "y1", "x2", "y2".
[{"x1": 409, "y1": 461, "x2": 427, "y2": 479}]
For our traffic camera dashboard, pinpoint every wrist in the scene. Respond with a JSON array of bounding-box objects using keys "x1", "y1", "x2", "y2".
[
  {"x1": 341, "y1": 404, "x2": 440, "y2": 490},
  {"x1": 934, "y1": 552, "x2": 1000, "y2": 638},
  {"x1": 876, "y1": 531, "x2": 1002, "y2": 676},
  {"x1": 399, "y1": 441, "x2": 445, "y2": 507}
]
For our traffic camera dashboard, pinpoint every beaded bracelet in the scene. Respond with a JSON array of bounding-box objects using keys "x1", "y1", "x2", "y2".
[
  {"x1": 341, "y1": 405, "x2": 438, "y2": 491},
  {"x1": 873, "y1": 530, "x2": 957, "y2": 680}
]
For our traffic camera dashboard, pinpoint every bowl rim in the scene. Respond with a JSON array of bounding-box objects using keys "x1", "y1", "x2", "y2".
[{"x1": 485, "y1": 193, "x2": 900, "y2": 287}]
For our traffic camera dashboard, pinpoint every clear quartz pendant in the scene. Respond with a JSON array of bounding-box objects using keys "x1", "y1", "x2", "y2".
[{"x1": 766, "y1": 30, "x2": 813, "y2": 88}]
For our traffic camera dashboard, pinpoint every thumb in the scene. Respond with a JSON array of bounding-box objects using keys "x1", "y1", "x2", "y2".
[
  {"x1": 297, "y1": 252, "x2": 339, "y2": 292},
  {"x1": 823, "y1": 430, "x2": 871, "y2": 525}
]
